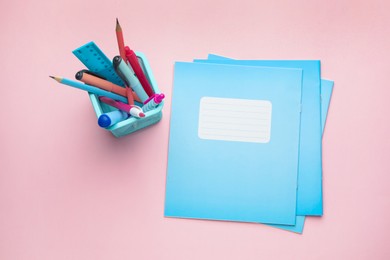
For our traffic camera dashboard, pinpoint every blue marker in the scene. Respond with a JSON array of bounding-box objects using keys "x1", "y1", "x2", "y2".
[{"x1": 98, "y1": 110, "x2": 129, "y2": 128}]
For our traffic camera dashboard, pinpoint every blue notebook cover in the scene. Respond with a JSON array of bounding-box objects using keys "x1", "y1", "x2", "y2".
[
  {"x1": 202, "y1": 55, "x2": 333, "y2": 232},
  {"x1": 195, "y1": 56, "x2": 322, "y2": 216},
  {"x1": 321, "y1": 80, "x2": 334, "y2": 132},
  {"x1": 165, "y1": 62, "x2": 303, "y2": 225},
  {"x1": 270, "y1": 79, "x2": 333, "y2": 232}
]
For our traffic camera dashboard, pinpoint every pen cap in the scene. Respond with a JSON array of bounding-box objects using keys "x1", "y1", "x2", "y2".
[
  {"x1": 75, "y1": 71, "x2": 84, "y2": 80},
  {"x1": 154, "y1": 93, "x2": 165, "y2": 103},
  {"x1": 98, "y1": 110, "x2": 129, "y2": 128},
  {"x1": 112, "y1": 56, "x2": 122, "y2": 67},
  {"x1": 75, "y1": 69, "x2": 106, "y2": 80},
  {"x1": 128, "y1": 105, "x2": 145, "y2": 118}
]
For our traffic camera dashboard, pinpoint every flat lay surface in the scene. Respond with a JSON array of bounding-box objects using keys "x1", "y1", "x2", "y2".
[{"x1": 1, "y1": 0, "x2": 389, "y2": 259}]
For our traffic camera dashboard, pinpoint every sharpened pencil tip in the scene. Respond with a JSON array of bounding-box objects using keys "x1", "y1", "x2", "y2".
[
  {"x1": 49, "y1": 76, "x2": 61, "y2": 83},
  {"x1": 116, "y1": 18, "x2": 122, "y2": 31}
]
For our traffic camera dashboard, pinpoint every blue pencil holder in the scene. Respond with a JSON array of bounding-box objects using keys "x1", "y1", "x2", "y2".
[{"x1": 89, "y1": 52, "x2": 163, "y2": 137}]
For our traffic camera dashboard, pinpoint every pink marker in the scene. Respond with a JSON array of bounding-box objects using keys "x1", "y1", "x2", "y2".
[
  {"x1": 99, "y1": 96, "x2": 145, "y2": 118},
  {"x1": 142, "y1": 93, "x2": 165, "y2": 112}
]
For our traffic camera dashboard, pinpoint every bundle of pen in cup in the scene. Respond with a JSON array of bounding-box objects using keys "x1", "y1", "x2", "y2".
[{"x1": 50, "y1": 19, "x2": 164, "y2": 137}]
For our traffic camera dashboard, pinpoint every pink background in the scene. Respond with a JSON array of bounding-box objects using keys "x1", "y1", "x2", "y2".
[{"x1": 1, "y1": 0, "x2": 389, "y2": 259}]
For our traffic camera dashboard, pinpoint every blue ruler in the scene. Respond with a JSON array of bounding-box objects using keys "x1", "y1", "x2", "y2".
[{"x1": 72, "y1": 41, "x2": 125, "y2": 87}]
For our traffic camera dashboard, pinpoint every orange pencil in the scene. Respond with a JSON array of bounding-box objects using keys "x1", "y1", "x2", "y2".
[
  {"x1": 75, "y1": 70, "x2": 141, "y2": 104},
  {"x1": 125, "y1": 86, "x2": 135, "y2": 105},
  {"x1": 116, "y1": 18, "x2": 127, "y2": 62},
  {"x1": 131, "y1": 91, "x2": 141, "y2": 103}
]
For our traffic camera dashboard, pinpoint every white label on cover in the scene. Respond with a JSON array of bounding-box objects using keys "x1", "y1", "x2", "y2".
[{"x1": 198, "y1": 97, "x2": 272, "y2": 143}]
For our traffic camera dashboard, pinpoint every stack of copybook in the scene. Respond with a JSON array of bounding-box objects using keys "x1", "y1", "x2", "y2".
[{"x1": 165, "y1": 54, "x2": 334, "y2": 233}]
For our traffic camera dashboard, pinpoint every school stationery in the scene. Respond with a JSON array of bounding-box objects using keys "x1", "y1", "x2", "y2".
[
  {"x1": 269, "y1": 79, "x2": 333, "y2": 233},
  {"x1": 113, "y1": 56, "x2": 149, "y2": 102},
  {"x1": 75, "y1": 70, "x2": 128, "y2": 97},
  {"x1": 142, "y1": 93, "x2": 165, "y2": 112},
  {"x1": 321, "y1": 80, "x2": 334, "y2": 132},
  {"x1": 125, "y1": 86, "x2": 135, "y2": 105},
  {"x1": 125, "y1": 46, "x2": 155, "y2": 97},
  {"x1": 50, "y1": 76, "x2": 128, "y2": 104},
  {"x1": 115, "y1": 18, "x2": 127, "y2": 62},
  {"x1": 72, "y1": 42, "x2": 125, "y2": 87},
  {"x1": 87, "y1": 51, "x2": 163, "y2": 137},
  {"x1": 196, "y1": 56, "x2": 323, "y2": 216},
  {"x1": 99, "y1": 97, "x2": 145, "y2": 118},
  {"x1": 165, "y1": 62, "x2": 303, "y2": 225},
  {"x1": 202, "y1": 55, "x2": 334, "y2": 232},
  {"x1": 98, "y1": 110, "x2": 129, "y2": 128},
  {"x1": 52, "y1": 19, "x2": 164, "y2": 137}
]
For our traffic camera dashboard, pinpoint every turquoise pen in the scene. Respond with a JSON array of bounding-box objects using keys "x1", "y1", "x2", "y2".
[
  {"x1": 112, "y1": 56, "x2": 149, "y2": 102},
  {"x1": 50, "y1": 76, "x2": 128, "y2": 104}
]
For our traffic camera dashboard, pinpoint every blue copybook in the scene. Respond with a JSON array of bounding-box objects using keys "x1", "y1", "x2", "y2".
[
  {"x1": 269, "y1": 79, "x2": 333, "y2": 233},
  {"x1": 197, "y1": 55, "x2": 334, "y2": 233},
  {"x1": 321, "y1": 80, "x2": 334, "y2": 132},
  {"x1": 195, "y1": 56, "x2": 322, "y2": 216},
  {"x1": 165, "y1": 62, "x2": 303, "y2": 225}
]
